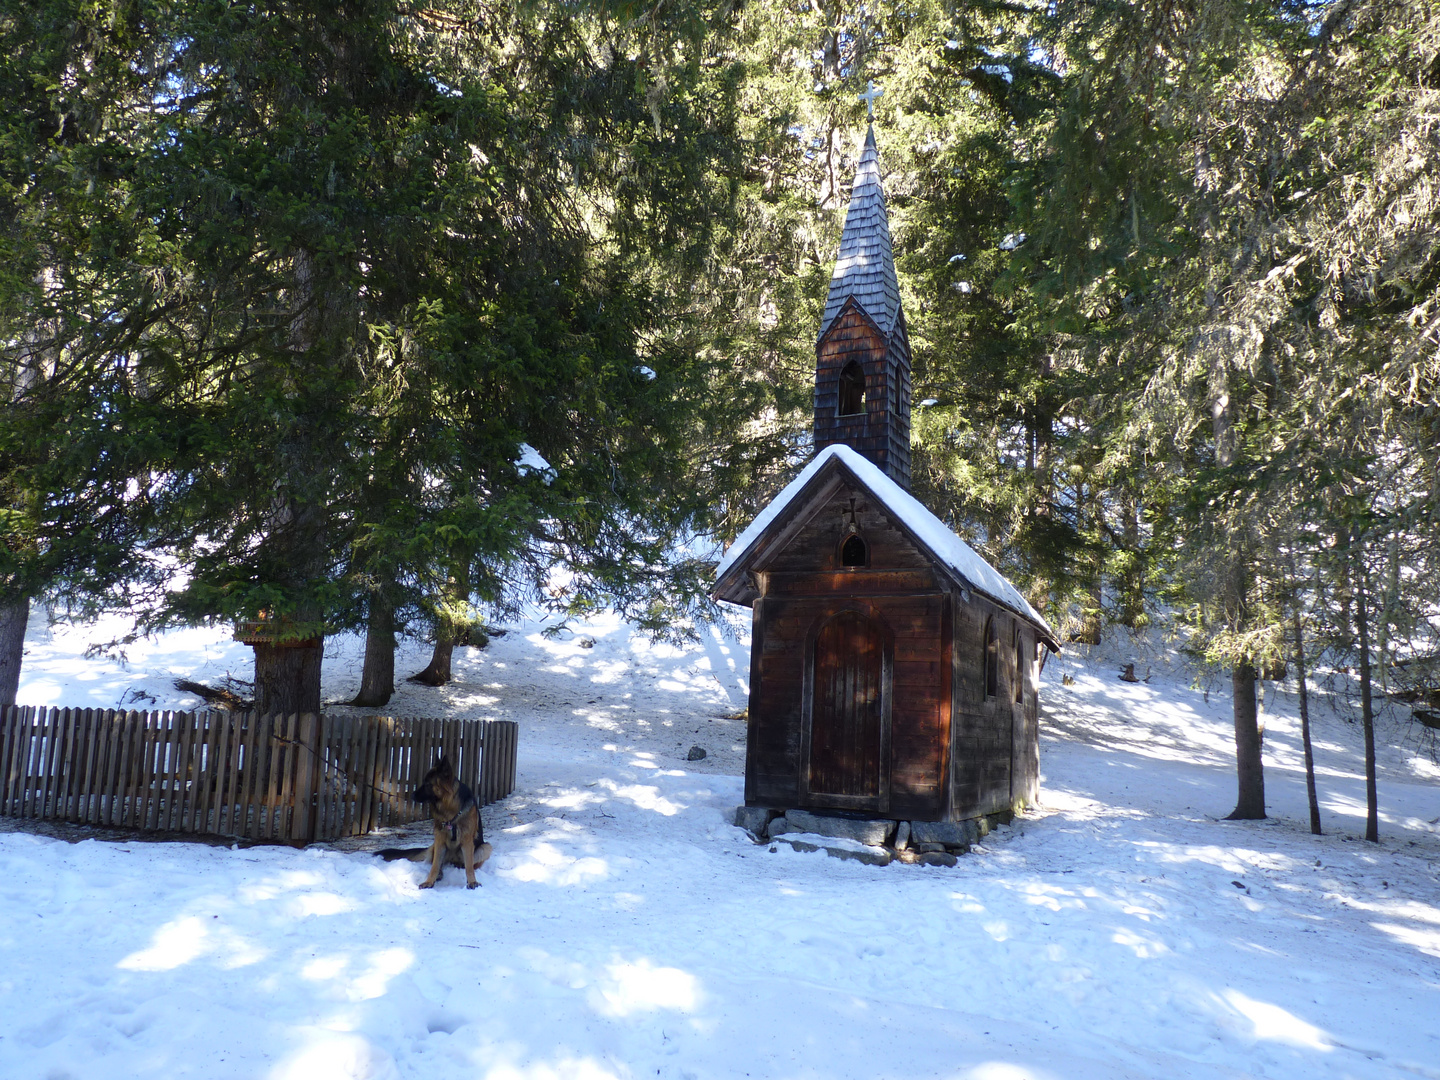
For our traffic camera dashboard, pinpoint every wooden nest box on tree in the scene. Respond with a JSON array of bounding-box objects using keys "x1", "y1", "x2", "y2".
[{"x1": 713, "y1": 126, "x2": 1058, "y2": 830}]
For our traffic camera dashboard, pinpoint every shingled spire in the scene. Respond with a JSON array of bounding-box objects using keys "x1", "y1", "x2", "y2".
[
  {"x1": 819, "y1": 125, "x2": 902, "y2": 342},
  {"x1": 813, "y1": 124, "x2": 912, "y2": 489}
]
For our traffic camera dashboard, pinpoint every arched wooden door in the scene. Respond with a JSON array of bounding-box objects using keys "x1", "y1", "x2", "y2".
[{"x1": 808, "y1": 611, "x2": 885, "y2": 798}]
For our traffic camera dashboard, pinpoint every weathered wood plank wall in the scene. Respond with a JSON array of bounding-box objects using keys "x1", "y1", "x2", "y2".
[{"x1": 950, "y1": 599, "x2": 1037, "y2": 819}]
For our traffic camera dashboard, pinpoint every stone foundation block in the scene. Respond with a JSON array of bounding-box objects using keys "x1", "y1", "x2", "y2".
[
  {"x1": 917, "y1": 851, "x2": 958, "y2": 867},
  {"x1": 733, "y1": 806, "x2": 776, "y2": 838},
  {"x1": 774, "y1": 834, "x2": 893, "y2": 867},
  {"x1": 897, "y1": 848, "x2": 959, "y2": 867},
  {"x1": 783, "y1": 809, "x2": 894, "y2": 846},
  {"x1": 768, "y1": 816, "x2": 796, "y2": 839},
  {"x1": 910, "y1": 819, "x2": 979, "y2": 847}
]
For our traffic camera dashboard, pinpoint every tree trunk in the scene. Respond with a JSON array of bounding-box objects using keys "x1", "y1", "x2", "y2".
[
  {"x1": 351, "y1": 596, "x2": 395, "y2": 707},
  {"x1": 1225, "y1": 663, "x2": 1266, "y2": 819},
  {"x1": 1335, "y1": 527, "x2": 1353, "y2": 641},
  {"x1": 409, "y1": 558, "x2": 470, "y2": 688},
  {"x1": 247, "y1": 246, "x2": 326, "y2": 720},
  {"x1": 1075, "y1": 576, "x2": 1104, "y2": 646},
  {"x1": 1210, "y1": 351, "x2": 1264, "y2": 822},
  {"x1": 1071, "y1": 479, "x2": 1102, "y2": 645},
  {"x1": 1355, "y1": 574, "x2": 1379, "y2": 843},
  {"x1": 0, "y1": 596, "x2": 28, "y2": 707},
  {"x1": 1117, "y1": 491, "x2": 1144, "y2": 628},
  {"x1": 409, "y1": 632, "x2": 454, "y2": 687},
  {"x1": 1291, "y1": 605, "x2": 1321, "y2": 836},
  {"x1": 251, "y1": 640, "x2": 323, "y2": 716}
]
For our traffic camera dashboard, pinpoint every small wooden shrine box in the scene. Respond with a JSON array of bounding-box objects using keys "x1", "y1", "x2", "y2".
[{"x1": 714, "y1": 445, "x2": 1057, "y2": 822}]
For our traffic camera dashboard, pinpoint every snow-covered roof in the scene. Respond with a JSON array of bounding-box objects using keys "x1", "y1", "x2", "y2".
[
  {"x1": 715, "y1": 444, "x2": 1055, "y2": 641},
  {"x1": 819, "y1": 126, "x2": 902, "y2": 342}
]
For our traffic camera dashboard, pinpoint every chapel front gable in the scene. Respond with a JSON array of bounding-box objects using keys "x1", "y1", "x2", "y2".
[{"x1": 757, "y1": 476, "x2": 936, "y2": 595}]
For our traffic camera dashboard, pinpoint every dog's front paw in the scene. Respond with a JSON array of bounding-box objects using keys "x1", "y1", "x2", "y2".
[
  {"x1": 467, "y1": 881, "x2": 480, "y2": 890},
  {"x1": 419, "y1": 880, "x2": 437, "y2": 889}
]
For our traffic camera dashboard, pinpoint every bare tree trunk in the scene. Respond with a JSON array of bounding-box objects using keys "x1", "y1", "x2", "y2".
[
  {"x1": 1221, "y1": 550, "x2": 1264, "y2": 820},
  {"x1": 1226, "y1": 662, "x2": 1266, "y2": 819},
  {"x1": 409, "y1": 629, "x2": 454, "y2": 687},
  {"x1": 252, "y1": 640, "x2": 323, "y2": 716},
  {"x1": 1291, "y1": 605, "x2": 1321, "y2": 835},
  {"x1": 1335, "y1": 527, "x2": 1353, "y2": 637},
  {"x1": 409, "y1": 560, "x2": 470, "y2": 688},
  {"x1": 1071, "y1": 479, "x2": 1102, "y2": 645},
  {"x1": 1355, "y1": 571, "x2": 1379, "y2": 843},
  {"x1": 351, "y1": 595, "x2": 395, "y2": 707},
  {"x1": 1076, "y1": 577, "x2": 1103, "y2": 645},
  {"x1": 0, "y1": 596, "x2": 28, "y2": 707},
  {"x1": 1117, "y1": 490, "x2": 1144, "y2": 628},
  {"x1": 1209, "y1": 350, "x2": 1265, "y2": 822}
]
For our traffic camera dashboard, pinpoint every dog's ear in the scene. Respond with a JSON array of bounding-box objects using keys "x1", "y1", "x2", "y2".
[{"x1": 434, "y1": 754, "x2": 454, "y2": 778}]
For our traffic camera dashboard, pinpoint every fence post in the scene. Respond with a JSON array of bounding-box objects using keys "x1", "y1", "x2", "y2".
[
  {"x1": 507, "y1": 721, "x2": 517, "y2": 798},
  {"x1": 289, "y1": 712, "x2": 319, "y2": 844},
  {"x1": 26, "y1": 707, "x2": 52, "y2": 819},
  {"x1": 0, "y1": 705, "x2": 17, "y2": 814},
  {"x1": 0, "y1": 706, "x2": 17, "y2": 815},
  {"x1": 478, "y1": 720, "x2": 494, "y2": 805}
]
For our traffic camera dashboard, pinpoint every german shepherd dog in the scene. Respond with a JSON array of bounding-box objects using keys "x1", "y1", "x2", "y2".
[{"x1": 378, "y1": 756, "x2": 492, "y2": 889}]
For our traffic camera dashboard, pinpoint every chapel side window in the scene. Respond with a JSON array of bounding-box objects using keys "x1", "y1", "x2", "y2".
[{"x1": 1014, "y1": 624, "x2": 1024, "y2": 703}]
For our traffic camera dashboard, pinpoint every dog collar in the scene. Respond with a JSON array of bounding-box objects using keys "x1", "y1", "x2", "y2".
[{"x1": 446, "y1": 816, "x2": 459, "y2": 841}]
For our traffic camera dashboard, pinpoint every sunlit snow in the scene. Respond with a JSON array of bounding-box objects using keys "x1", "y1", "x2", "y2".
[{"x1": 1, "y1": 605, "x2": 1437, "y2": 1078}]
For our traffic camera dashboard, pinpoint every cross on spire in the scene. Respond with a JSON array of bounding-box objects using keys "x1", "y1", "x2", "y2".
[{"x1": 859, "y1": 80, "x2": 883, "y2": 120}]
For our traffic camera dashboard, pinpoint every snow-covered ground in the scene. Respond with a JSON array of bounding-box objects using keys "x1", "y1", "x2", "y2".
[{"x1": 1, "y1": 606, "x2": 1438, "y2": 1080}]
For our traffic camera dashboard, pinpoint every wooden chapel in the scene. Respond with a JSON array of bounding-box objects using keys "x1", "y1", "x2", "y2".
[{"x1": 713, "y1": 125, "x2": 1058, "y2": 826}]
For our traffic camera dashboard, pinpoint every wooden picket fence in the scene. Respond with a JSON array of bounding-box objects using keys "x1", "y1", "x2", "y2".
[{"x1": 0, "y1": 706, "x2": 518, "y2": 844}]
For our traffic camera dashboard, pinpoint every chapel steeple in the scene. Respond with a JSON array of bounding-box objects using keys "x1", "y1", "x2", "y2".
[{"x1": 813, "y1": 122, "x2": 912, "y2": 490}]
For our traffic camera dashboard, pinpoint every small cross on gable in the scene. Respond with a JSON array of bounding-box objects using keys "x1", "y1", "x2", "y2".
[{"x1": 859, "y1": 80, "x2": 883, "y2": 119}]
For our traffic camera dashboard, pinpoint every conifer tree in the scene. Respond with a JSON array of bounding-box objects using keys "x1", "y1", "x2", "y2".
[
  {"x1": 0, "y1": 0, "x2": 172, "y2": 703},
  {"x1": 0, "y1": 0, "x2": 767, "y2": 711}
]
